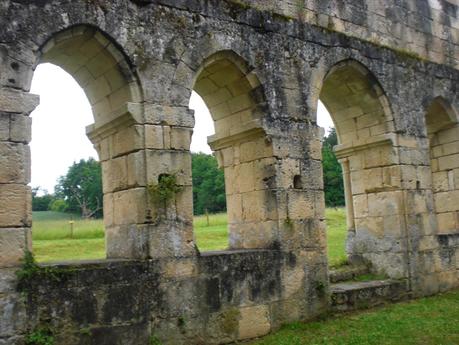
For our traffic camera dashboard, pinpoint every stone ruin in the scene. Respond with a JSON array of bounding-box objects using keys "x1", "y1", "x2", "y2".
[{"x1": 0, "y1": 0, "x2": 458, "y2": 344}]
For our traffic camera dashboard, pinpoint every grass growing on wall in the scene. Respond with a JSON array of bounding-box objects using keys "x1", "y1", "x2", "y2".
[{"x1": 32, "y1": 209, "x2": 347, "y2": 263}]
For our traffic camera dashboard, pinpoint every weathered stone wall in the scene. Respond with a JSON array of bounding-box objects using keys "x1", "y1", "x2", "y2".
[
  {"x1": 4, "y1": 251, "x2": 325, "y2": 344},
  {"x1": 231, "y1": 0, "x2": 459, "y2": 69},
  {"x1": 0, "y1": 0, "x2": 458, "y2": 344}
]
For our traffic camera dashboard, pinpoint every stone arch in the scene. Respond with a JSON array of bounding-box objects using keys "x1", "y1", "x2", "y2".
[
  {"x1": 30, "y1": 24, "x2": 148, "y2": 259},
  {"x1": 317, "y1": 59, "x2": 402, "y2": 276},
  {"x1": 425, "y1": 97, "x2": 459, "y2": 234},
  {"x1": 190, "y1": 50, "x2": 277, "y2": 250},
  {"x1": 319, "y1": 59, "x2": 393, "y2": 145},
  {"x1": 35, "y1": 25, "x2": 142, "y2": 127}
]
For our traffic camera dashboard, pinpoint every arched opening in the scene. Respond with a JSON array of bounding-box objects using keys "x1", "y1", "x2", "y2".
[
  {"x1": 318, "y1": 60, "x2": 396, "y2": 273},
  {"x1": 189, "y1": 91, "x2": 228, "y2": 251},
  {"x1": 191, "y1": 51, "x2": 274, "y2": 251},
  {"x1": 426, "y1": 98, "x2": 459, "y2": 234},
  {"x1": 29, "y1": 25, "x2": 142, "y2": 261}
]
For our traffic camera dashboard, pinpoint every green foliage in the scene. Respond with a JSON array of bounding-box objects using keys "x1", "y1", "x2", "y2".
[
  {"x1": 32, "y1": 188, "x2": 55, "y2": 211},
  {"x1": 149, "y1": 335, "x2": 162, "y2": 345},
  {"x1": 55, "y1": 158, "x2": 103, "y2": 218},
  {"x1": 192, "y1": 153, "x2": 226, "y2": 215},
  {"x1": 16, "y1": 250, "x2": 76, "y2": 288},
  {"x1": 147, "y1": 173, "x2": 183, "y2": 206},
  {"x1": 322, "y1": 129, "x2": 345, "y2": 207},
  {"x1": 16, "y1": 250, "x2": 41, "y2": 286},
  {"x1": 49, "y1": 199, "x2": 68, "y2": 213},
  {"x1": 25, "y1": 328, "x2": 54, "y2": 345}
]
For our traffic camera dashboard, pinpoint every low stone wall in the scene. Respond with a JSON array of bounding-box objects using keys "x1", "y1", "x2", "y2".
[{"x1": 1, "y1": 249, "x2": 328, "y2": 345}]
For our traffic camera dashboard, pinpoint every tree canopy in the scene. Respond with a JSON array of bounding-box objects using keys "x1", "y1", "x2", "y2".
[
  {"x1": 192, "y1": 152, "x2": 226, "y2": 215},
  {"x1": 55, "y1": 158, "x2": 103, "y2": 218},
  {"x1": 322, "y1": 128, "x2": 345, "y2": 207}
]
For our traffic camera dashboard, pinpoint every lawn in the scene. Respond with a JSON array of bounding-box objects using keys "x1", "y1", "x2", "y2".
[
  {"x1": 250, "y1": 289, "x2": 459, "y2": 345},
  {"x1": 32, "y1": 209, "x2": 347, "y2": 263}
]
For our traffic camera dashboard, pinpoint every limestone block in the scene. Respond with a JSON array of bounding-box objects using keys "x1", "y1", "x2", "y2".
[
  {"x1": 170, "y1": 127, "x2": 192, "y2": 150},
  {"x1": 223, "y1": 166, "x2": 238, "y2": 195},
  {"x1": 0, "y1": 88, "x2": 39, "y2": 114},
  {"x1": 253, "y1": 158, "x2": 276, "y2": 190},
  {"x1": 0, "y1": 228, "x2": 31, "y2": 268},
  {"x1": 353, "y1": 194, "x2": 368, "y2": 218},
  {"x1": 240, "y1": 137, "x2": 273, "y2": 163},
  {"x1": 97, "y1": 137, "x2": 111, "y2": 161},
  {"x1": 220, "y1": 147, "x2": 234, "y2": 167},
  {"x1": 174, "y1": 185, "x2": 194, "y2": 225},
  {"x1": 242, "y1": 190, "x2": 277, "y2": 222},
  {"x1": 101, "y1": 156, "x2": 127, "y2": 193},
  {"x1": 382, "y1": 166, "x2": 401, "y2": 189},
  {"x1": 112, "y1": 125, "x2": 144, "y2": 157},
  {"x1": 434, "y1": 190, "x2": 459, "y2": 213},
  {"x1": 238, "y1": 162, "x2": 256, "y2": 193},
  {"x1": 0, "y1": 184, "x2": 31, "y2": 227},
  {"x1": 432, "y1": 171, "x2": 449, "y2": 192},
  {"x1": 237, "y1": 305, "x2": 271, "y2": 340},
  {"x1": 127, "y1": 150, "x2": 146, "y2": 187},
  {"x1": 287, "y1": 190, "x2": 314, "y2": 220},
  {"x1": 9, "y1": 114, "x2": 31, "y2": 143},
  {"x1": 437, "y1": 126, "x2": 459, "y2": 145},
  {"x1": 277, "y1": 158, "x2": 300, "y2": 189},
  {"x1": 227, "y1": 194, "x2": 243, "y2": 223},
  {"x1": 382, "y1": 214, "x2": 405, "y2": 237},
  {"x1": 147, "y1": 222, "x2": 196, "y2": 258},
  {"x1": 144, "y1": 104, "x2": 194, "y2": 127},
  {"x1": 103, "y1": 193, "x2": 114, "y2": 227},
  {"x1": 145, "y1": 125, "x2": 164, "y2": 149},
  {"x1": 438, "y1": 153, "x2": 459, "y2": 171},
  {"x1": 0, "y1": 268, "x2": 17, "y2": 293},
  {"x1": 105, "y1": 224, "x2": 148, "y2": 259},
  {"x1": 0, "y1": 143, "x2": 30, "y2": 184},
  {"x1": 282, "y1": 265, "x2": 305, "y2": 298},
  {"x1": 145, "y1": 150, "x2": 192, "y2": 186},
  {"x1": 368, "y1": 191, "x2": 403, "y2": 217},
  {"x1": 229, "y1": 221, "x2": 277, "y2": 249},
  {"x1": 0, "y1": 292, "x2": 27, "y2": 336},
  {"x1": 163, "y1": 259, "x2": 197, "y2": 279},
  {"x1": 0, "y1": 114, "x2": 9, "y2": 141},
  {"x1": 365, "y1": 167, "x2": 383, "y2": 191},
  {"x1": 113, "y1": 188, "x2": 149, "y2": 225},
  {"x1": 442, "y1": 140, "x2": 459, "y2": 156}
]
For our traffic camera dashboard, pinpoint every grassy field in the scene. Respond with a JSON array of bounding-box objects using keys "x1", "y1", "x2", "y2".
[
  {"x1": 250, "y1": 289, "x2": 459, "y2": 345},
  {"x1": 32, "y1": 209, "x2": 347, "y2": 263}
]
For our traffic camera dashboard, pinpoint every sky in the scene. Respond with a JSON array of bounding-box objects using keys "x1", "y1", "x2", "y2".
[{"x1": 30, "y1": 63, "x2": 334, "y2": 193}]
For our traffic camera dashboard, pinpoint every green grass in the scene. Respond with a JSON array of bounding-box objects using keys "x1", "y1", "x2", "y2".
[
  {"x1": 250, "y1": 289, "x2": 459, "y2": 345},
  {"x1": 325, "y1": 207, "x2": 347, "y2": 267},
  {"x1": 32, "y1": 209, "x2": 347, "y2": 263}
]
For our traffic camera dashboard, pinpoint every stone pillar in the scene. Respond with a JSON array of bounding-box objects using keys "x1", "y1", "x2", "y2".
[
  {"x1": 0, "y1": 87, "x2": 39, "y2": 267},
  {"x1": 87, "y1": 102, "x2": 198, "y2": 259},
  {"x1": 339, "y1": 158, "x2": 357, "y2": 262},
  {"x1": 209, "y1": 122, "x2": 278, "y2": 250}
]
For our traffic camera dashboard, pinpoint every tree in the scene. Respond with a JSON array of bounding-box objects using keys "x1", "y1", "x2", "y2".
[
  {"x1": 322, "y1": 128, "x2": 345, "y2": 207},
  {"x1": 192, "y1": 153, "x2": 226, "y2": 215},
  {"x1": 55, "y1": 158, "x2": 103, "y2": 218},
  {"x1": 31, "y1": 187, "x2": 55, "y2": 211}
]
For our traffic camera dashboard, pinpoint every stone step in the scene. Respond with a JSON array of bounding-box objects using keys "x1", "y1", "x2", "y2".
[
  {"x1": 329, "y1": 264, "x2": 370, "y2": 283},
  {"x1": 330, "y1": 280, "x2": 409, "y2": 312}
]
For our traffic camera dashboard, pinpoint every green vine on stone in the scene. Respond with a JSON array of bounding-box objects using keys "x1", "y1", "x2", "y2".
[
  {"x1": 25, "y1": 327, "x2": 54, "y2": 345},
  {"x1": 147, "y1": 173, "x2": 183, "y2": 207}
]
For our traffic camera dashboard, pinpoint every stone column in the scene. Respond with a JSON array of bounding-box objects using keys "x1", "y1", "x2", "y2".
[
  {"x1": 87, "y1": 102, "x2": 198, "y2": 259},
  {"x1": 339, "y1": 158, "x2": 356, "y2": 261},
  {"x1": 0, "y1": 88, "x2": 39, "y2": 267}
]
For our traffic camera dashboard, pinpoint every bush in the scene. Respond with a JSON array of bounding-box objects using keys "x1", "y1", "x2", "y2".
[{"x1": 49, "y1": 199, "x2": 68, "y2": 213}]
